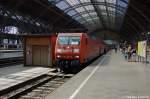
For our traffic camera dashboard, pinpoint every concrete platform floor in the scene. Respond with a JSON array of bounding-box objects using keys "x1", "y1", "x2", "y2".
[
  {"x1": 45, "y1": 51, "x2": 150, "y2": 99},
  {"x1": 0, "y1": 65, "x2": 52, "y2": 91},
  {"x1": 0, "y1": 64, "x2": 34, "y2": 76}
]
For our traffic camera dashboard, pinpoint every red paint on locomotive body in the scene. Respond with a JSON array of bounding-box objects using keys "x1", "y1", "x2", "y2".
[{"x1": 55, "y1": 33, "x2": 106, "y2": 72}]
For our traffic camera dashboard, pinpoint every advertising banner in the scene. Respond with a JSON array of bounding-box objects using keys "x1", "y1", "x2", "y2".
[{"x1": 138, "y1": 40, "x2": 147, "y2": 57}]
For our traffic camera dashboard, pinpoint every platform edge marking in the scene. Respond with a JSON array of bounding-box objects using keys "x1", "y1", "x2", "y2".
[{"x1": 69, "y1": 56, "x2": 107, "y2": 99}]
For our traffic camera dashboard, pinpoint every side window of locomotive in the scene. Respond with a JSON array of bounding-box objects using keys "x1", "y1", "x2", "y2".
[{"x1": 70, "y1": 37, "x2": 80, "y2": 45}]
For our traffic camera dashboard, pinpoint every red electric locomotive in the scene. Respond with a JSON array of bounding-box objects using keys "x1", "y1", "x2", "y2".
[{"x1": 55, "y1": 33, "x2": 106, "y2": 72}]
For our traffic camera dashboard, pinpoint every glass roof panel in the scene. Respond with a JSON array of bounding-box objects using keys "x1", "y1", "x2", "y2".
[
  {"x1": 80, "y1": 20, "x2": 86, "y2": 24},
  {"x1": 98, "y1": 5, "x2": 106, "y2": 11},
  {"x1": 108, "y1": 7, "x2": 115, "y2": 12},
  {"x1": 74, "y1": 16, "x2": 82, "y2": 20},
  {"x1": 106, "y1": 0, "x2": 116, "y2": 4},
  {"x1": 117, "y1": 10, "x2": 124, "y2": 15},
  {"x1": 11, "y1": 16, "x2": 17, "y2": 20},
  {"x1": 56, "y1": 1, "x2": 69, "y2": 10},
  {"x1": 95, "y1": 0, "x2": 105, "y2": 2},
  {"x1": 84, "y1": 5, "x2": 95, "y2": 11},
  {"x1": 118, "y1": 0, "x2": 128, "y2": 8},
  {"x1": 89, "y1": 12, "x2": 97, "y2": 16},
  {"x1": 4, "y1": 13, "x2": 8, "y2": 16},
  {"x1": 86, "y1": 18, "x2": 93, "y2": 21},
  {"x1": 16, "y1": 15, "x2": 23, "y2": 20},
  {"x1": 67, "y1": 10, "x2": 77, "y2": 16},
  {"x1": 66, "y1": 0, "x2": 80, "y2": 6},
  {"x1": 101, "y1": 12, "x2": 107, "y2": 16},
  {"x1": 75, "y1": 7, "x2": 85, "y2": 13},
  {"x1": 78, "y1": 15, "x2": 99, "y2": 22},
  {"x1": 92, "y1": 17, "x2": 99, "y2": 21},
  {"x1": 82, "y1": 13, "x2": 90, "y2": 17},
  {"x1": 80, "y1": 0, "x2": 91, "y2": 3}
]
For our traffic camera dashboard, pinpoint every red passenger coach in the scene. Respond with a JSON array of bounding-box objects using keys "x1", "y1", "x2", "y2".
[{"x1": 55, "y1": 33, "x2": 106, "y2": 72}]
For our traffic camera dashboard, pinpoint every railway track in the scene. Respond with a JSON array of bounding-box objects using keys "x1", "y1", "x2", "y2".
[
  {"x1": 0, "y1": 57, "x2": 23, "y2": 67},
  {"x1": 0, "y1": 72, "x2": 74, "y2": 99}
]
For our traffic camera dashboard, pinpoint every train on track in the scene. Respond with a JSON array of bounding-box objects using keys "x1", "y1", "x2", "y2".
[
  {"x1": 55, "y1": 33, "x2": 107, "y2": 72},
  {"x1": 24, "y1": 33, "x2": 108, "y2": 73}
]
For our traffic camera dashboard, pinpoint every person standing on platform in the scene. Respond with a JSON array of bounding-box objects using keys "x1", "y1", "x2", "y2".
[
  {"x1": 127, "y1": 45, "x2": 132, "y2": 61},
  {"x1": 131, "y1": 48, "x2": 136, "y2": 62},
  {"x1": 124, "y1": 47, "x2": 128, "y2": 60},
  {"x1": 115, "y1": 47, "x2": 117, "y2": 53}
]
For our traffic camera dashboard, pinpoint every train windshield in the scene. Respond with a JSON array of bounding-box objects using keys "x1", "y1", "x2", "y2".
[
  {"x1": 58, "y1": 36, "x2": 80, "y2": 45},
  {"x1": 69, "y1": 37, "x2": 80, "y2": 45},
  {"x1": 58, "y1": 36, "x2": 69, "y2": 45}
]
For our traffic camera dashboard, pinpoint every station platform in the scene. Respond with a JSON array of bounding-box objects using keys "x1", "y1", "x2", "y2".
[
  {"x1": 0, "y1": 65, "x2": 33, "y2": 76},
  {"x1": 45, "y1": 51, "x2": 150, "y2": 99},
  {"x1": 0, "y1": 65, "x2": 54, "y2": 92}
]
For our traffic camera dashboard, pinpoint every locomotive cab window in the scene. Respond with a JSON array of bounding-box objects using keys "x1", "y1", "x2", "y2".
[
  {"x1": 58, "y1": 36, "x2": 80, "y2": 45},
  {"x1": 69, "y1": 37, "x2": 80, "y2": 45},
  {"x1": 58, "y1": 36, "x2": 69, "y2": 45}
]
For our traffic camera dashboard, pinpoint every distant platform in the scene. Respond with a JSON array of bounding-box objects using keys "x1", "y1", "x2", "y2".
[
  {"x1": 0, "y1": 65, "x2": 54, "y2": 92},
  {"x1": 0, "y1": 51, "x2": 23, "y2": 59},
  {"x1": 0, "y1": 65, "x2": 33, "y2": 76},
  {"x1": 0, "y1": 50, "x2": 23, "y2": 53}
]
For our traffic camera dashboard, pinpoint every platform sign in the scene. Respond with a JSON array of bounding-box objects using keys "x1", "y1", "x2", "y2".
[{"x1": 138, "y1": 40, "x2": 147, "y2": 57}]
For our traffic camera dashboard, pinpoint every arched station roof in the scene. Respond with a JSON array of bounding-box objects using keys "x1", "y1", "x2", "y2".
[
  {"x1": 0, "y1": 0, "x2": 150, "y2": 41},
  {"x1": 48, "y1": 0, "x2": 129, "y2": 32}
]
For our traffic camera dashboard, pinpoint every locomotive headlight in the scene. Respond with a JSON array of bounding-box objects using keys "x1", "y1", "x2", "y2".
[
  {"x1": 57, "y1": 49, "x2": 62, "y2": 53},
  {"x1": 57, "y1": 55, "x2": 61, "y2": 58},
  {"x1": 74, "y1": 56, "x2": 79, "y2": 58},
  {"x1": 73, "y1": 49, "x2": 79, "y2": 53}
]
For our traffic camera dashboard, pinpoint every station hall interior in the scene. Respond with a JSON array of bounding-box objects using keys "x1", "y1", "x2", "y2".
[{"x1": 0, "y1": 0, "x2": 150, "y2": 99}]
